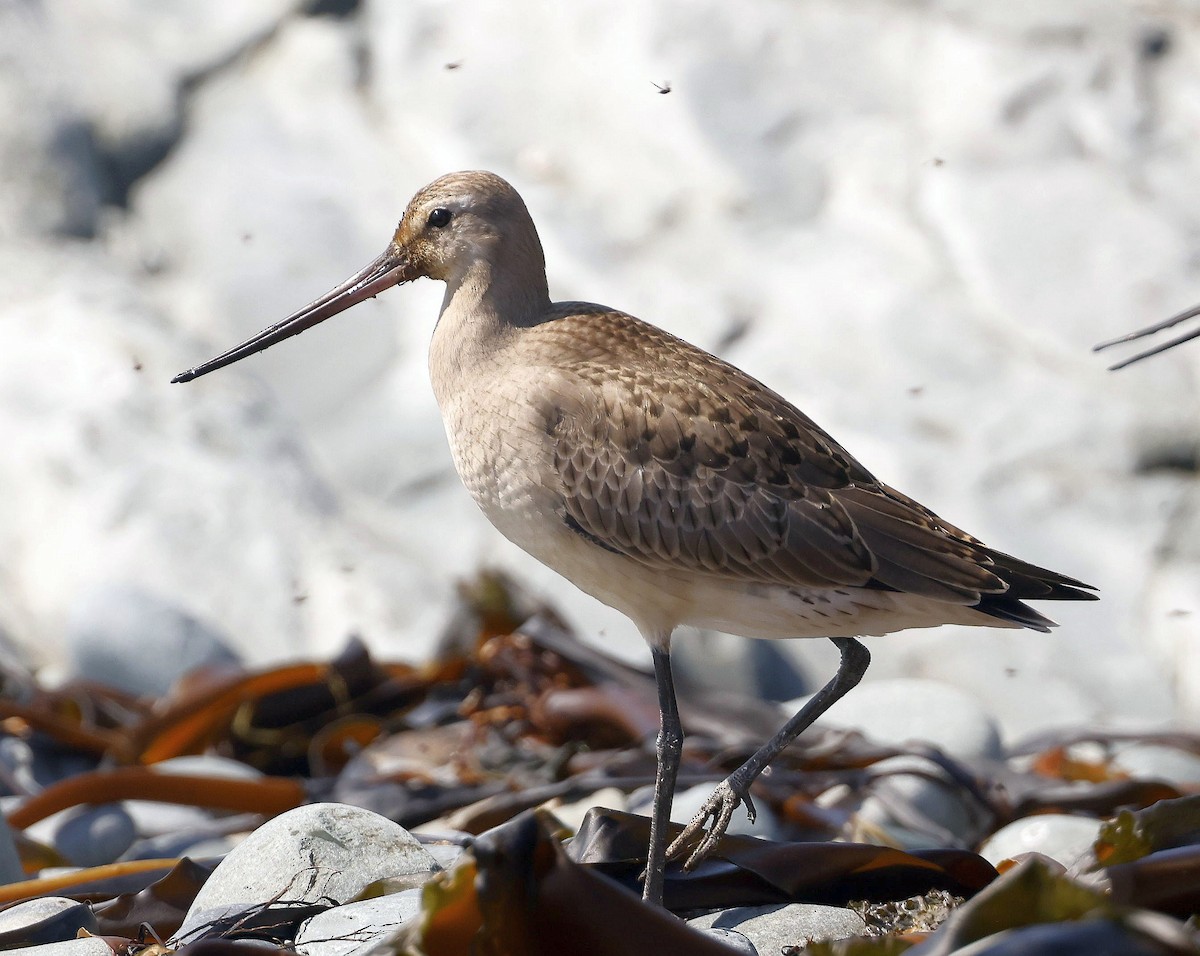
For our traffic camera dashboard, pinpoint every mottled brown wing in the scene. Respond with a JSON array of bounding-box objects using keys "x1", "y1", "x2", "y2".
[{"x1": 539, "y1": 309, "x2": 1011, "y2": 602}]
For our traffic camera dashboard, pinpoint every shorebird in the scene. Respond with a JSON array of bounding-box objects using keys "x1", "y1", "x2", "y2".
[
  {"x1": 174, "y1": 170, "x2": 1096, "y2": 906},
  {"x1": 1095, "y1": 302, "x2": 1200, "y2": 369}
]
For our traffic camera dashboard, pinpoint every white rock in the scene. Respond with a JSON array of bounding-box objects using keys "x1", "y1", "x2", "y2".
[
  {"x1": 120, "y1": 806, "x2": 259, "y2": 862},
  {"x1": 1111, "y1": 743, "x2": 1200, "y2": 787},
  {"x1": 120, "y1": 803, "x2": 233, "y2": 843},
  {"x1": 792, "y1": 677, "x2": 1003, "y2": 760},
  {"x1": 422, "y1": 843, "x2": 467, "y2": 873},
  {"x1": 0, "y1": 7, "x2": 103, "y2": 240},
  {"x1": 152, "y1": 754, "x2": 268, "y2": 779},
  {"x1": 673, "y1": 632, "x2": 810, "y2": 703},
  {"x1": 122, "y1": 830, "x2": 244, "y2": 863},
  {"x1": 0, "y1": 738, "x2": 39, "y2": 795},
  {"x1": 978, "y1": 814, "x2": 1101, "y2": 870},
  {"x1": 122, "y1": 757, "x2": 263, "y2": 839},
  {"x1": 0, "y1": 803, "x2": 26, "y2": 886},
  {"x1": 0, "y1": 898, "x2": 96, "y2": 947},
  {"x1": 0, "y1": 939, "x2": 115, "y2": 956},
  {"x1": 0, "y1": 244, "x2": 453, "y2": 670},
  {"x1": 171, "y1": 803, "x2": 439, "y2": 944},
  {"x1": 404, "y1": 827, "x2": 472, "y2": 873},
  {"x1": 65, "y1": 584, "x2": 241, "y2": 695},
  {"x1": 294, "y1": 893, "x2": 423, "y2": 956},
  {"x1": 689, "y1": 903, "x2": 866, "y2": 951},
  {"x1": 52, "y1": 804, "x2": 137, "y2": 868},
  {"x1": 1144, "y1": 537, "x2": 1200, "y2": 725},
  {"x1": 543, "y1": 786, "x2": 629, "y2": 832},
  {"x1": 698, "y1": 928, "x2": 758, "y2": 955},
  {"x1": 50, "y1": 0, "x2": 306, "y2": 154},
  {"x1": 855, "y1": 632, "x2": 1111, "y2": 746},
  {"x1": 855, "y1": 755, "x2": 979, "y2": 848}
]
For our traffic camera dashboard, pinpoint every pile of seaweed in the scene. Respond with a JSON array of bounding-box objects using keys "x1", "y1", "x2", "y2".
[{"x1": 1, "y1": 572, "x2": 1198, "y2": 955}]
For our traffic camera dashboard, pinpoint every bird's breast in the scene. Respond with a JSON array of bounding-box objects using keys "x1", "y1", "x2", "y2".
[{"x1": 433, "y1": 356, "x2": 566, "y2": 547}]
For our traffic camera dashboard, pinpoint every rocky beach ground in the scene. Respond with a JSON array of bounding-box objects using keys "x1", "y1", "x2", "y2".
[{"x1": 1, "y1": 580, "x2": 1200, "y2": 953}]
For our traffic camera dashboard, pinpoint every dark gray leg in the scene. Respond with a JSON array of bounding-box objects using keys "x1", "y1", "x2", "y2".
[
  {"x1": 643, "y1": 644, "x2": 682, "y2": 905},
  {"x1": 666, "y1": 637, "x2": 870, "y2": 868}
]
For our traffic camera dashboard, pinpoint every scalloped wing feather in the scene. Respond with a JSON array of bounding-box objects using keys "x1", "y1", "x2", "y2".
[{"x1": 537, "y1": 308, "x2": 1023, "y2": 605}]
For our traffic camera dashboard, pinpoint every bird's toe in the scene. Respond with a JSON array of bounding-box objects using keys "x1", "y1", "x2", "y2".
[{"x1": 665, "y1": 778, "x2": 750, "y2": 869}]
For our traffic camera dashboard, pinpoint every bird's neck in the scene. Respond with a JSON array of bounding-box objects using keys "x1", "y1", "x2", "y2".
[
  {"x1": 440, "y1": 250, "x2": 550, "y2": 329},
  {"x1": 429, "y1": 252, "x2": 551, "y2": 405}
]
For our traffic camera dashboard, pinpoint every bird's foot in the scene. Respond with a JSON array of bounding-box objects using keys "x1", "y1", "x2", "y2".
[{"x1": 665, "y1": 777, "x2": 756, "y2": 870}]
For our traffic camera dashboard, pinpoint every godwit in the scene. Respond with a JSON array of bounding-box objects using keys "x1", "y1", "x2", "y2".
[{"x1": 174, "y1": 170, "x2": 1096, "y2": 906}]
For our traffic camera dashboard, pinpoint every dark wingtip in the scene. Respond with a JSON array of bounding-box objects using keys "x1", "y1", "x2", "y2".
[{"x1": 974, "y1": 551, "x2": 1098, "y2": 631}]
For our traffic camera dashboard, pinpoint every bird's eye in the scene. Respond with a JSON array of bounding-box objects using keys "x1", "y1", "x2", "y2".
[{"x1": 427, "y1": 207, "x2": 452, "y2": 229}]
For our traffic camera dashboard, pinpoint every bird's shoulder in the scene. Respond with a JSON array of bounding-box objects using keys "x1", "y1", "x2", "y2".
[
  {"x1": 528, "y1": 303, "x2": 874, "y2": 495},
  {"x1": 519, "y1": 305, "x2": 885, "y2": 586}
]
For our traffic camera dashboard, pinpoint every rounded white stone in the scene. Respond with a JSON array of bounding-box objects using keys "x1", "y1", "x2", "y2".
[
  {"x1": 295, "y1": 894, "x2": 423, "y2": 956},
  {"x1": 790, "y1": 677, "x2": 1003, "y2": 760},
  {"x1": 978, "y1": 814, "x2": 1101, "y2": 869},
  {"x1": 53, "y1": 804, "x2": 137, "y2": 867},
  {"x1": 65, "y1": 585, "x2": 240, "y2": 696},
  {"x1": 0, "y1": 897, "x2": 97, "y2": 946},
  {"x1": 172, "y1": 803, "x2": 439, "y2": 944},
  {"x1": 856, "y1": 754, "x2": 979, "y2": 848},
  {"x1": 689, "y1": 903, "x2": 866, "y2": 951},
  {"x1": 1111, "y1": 743, "x2": 1200, "y2": 787}
]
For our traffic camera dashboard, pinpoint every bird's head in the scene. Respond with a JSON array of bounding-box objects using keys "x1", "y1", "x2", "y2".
[{"x1": 171, "y1": 170, "x2": 536, "y2": 384}]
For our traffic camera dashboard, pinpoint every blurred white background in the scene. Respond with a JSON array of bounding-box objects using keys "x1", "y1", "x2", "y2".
[{"x1": 2, "y1": 0, "x2": 1199, "y2": 740}]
